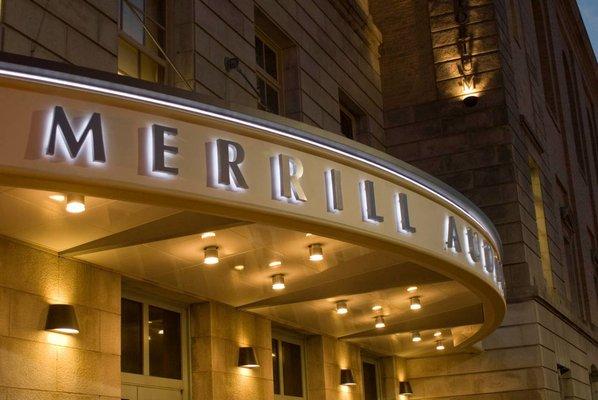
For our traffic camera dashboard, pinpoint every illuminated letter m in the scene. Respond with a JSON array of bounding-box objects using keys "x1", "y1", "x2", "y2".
[{"x1": 46, "y1": 106, "x2": 106, "y2": 162}]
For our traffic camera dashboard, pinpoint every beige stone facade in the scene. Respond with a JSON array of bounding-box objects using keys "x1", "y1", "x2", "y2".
[
  {"x1": 0, "y1": 237, "x2": 121, "y2": 399},
  {"x1": 0, "y1": 0, "x2": 596, "y2": 400}
]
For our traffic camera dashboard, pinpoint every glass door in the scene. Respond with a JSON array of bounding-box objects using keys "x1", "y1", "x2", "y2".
[{"x1": 121, "y1": 295, "x2": 188, "y2": 400}]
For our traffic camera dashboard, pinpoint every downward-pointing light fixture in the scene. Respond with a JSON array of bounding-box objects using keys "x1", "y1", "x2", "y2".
[
  {"x1": 434, "y1": 330, "x2": 442, "y2": 337},
  {"x1": 238, "y1": 347, "x2": 260, "y2": 368},
  {"x1": 411, "y1": 331, "x2": 422, "y2": 342},
  {"x1": 308, "y1": 243, "x2": 324, "y2": 261},
  {"x1": 272, "y1": 274, "x2": 285, "y2": 290},
  {"x1": 436, "y1": 340, "x2": 445, "y2": 351},
  {"x1": 410, "y1": 296, "x2": 422, "y2": 310},
  {"x1": 406, "y1": 286, "x2": 418, "y2": 293},
  {"x1": 374, "y1": 315, "x2": 386, "y2": 329},
  {"x1": 399, "y1": 381, "x2": 413, "y2": 396},
  {"x1": 45, "y1": 304, "x2": 80, "y2": 334},
  {"x1": 203, "y1": 246, "x2": 219, "y2": 265},
  {"x1": 336, "y1": 300, "x2": 348, "y2": 315},
  {"x1": 65, "y1": 194, "x2": 85, "y2": 213},
  {"x1": 340, "y1": 369, "x2": 356, "y2": 386}
]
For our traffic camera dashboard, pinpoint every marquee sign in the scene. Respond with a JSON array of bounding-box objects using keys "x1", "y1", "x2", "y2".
[{"x1": 0, "y1": 62, "x2": 505, "y2": 297}]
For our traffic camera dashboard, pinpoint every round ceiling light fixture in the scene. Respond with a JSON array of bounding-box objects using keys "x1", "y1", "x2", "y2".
[
  {"x1": 411, "y1": 331, "x2": 422, "y2": 342},
  {"x1": 308, "y1": 243, "x2": 324, "y2": 262},
  {"x1": 336, "y1": 300, "x2": 348, "y2": 315},
  {"x1": 271, "y1": 274, "x2": 285, "y2": 290},
  {"x1": 65, "y1": 194, "x2": 85, "y2": 213},
  {"x1": 203, "y1": 246, "x2": 219, "y2": 265},
  {"x1": 410, "y1": 296, "x2": 422, "y2": 311}
]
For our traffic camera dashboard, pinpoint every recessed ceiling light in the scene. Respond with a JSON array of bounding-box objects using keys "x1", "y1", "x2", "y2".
[
  {"x1": 203, "y1": 246, "x2": 219, "y2": 265},
  {"x1": 371, "y1": 304, "x2": 382, "y2": 312},
  {"x1": 309, "y1": 243, "x2": 324, "y2": 262},
  {"x1": 434, "y1": 330, "x2": 442, "y2": 337},
  {"x1": 305, "y1": 233, "x2": 313, "y2": 237},
  {"x1": 201, "y1": 231, "x2": 216, "y2": 239},
  {"x1": 158, "y1": 329, "x2": 164, "y2": 335},
  {"x1": 411, "y1": 331, "x2": 422, "y2": 342},
  {"x1": 234, "y1": 264, "x2": 245, "y2": 271},
  {"x1": 49, "y1": 194, "x2": 65, "y2": 202},
  {"x1": 65, "y1": 194, "x2": 85, "y2": 213},
  {"x1": 268, "y1": 260, "x2": 282, "y2": 268},
  {"x1": 436, "y1": 340, "x2": 445, "y2": 351},
  {"x1": 374, "y1": 315, "x2": 386, "y2": 329},
  {"x1": 410, "y1": 296, "x2": 422, "y2": 310},
  {"x1": 406, "y1": 286, "x2": 418, "y2": 293},
  {"x1": 271, "y1": 274, "x2": 285, "y2": 290},
  {"x1": 336, "y1": 300, "x2": 348, "y2": 315}
]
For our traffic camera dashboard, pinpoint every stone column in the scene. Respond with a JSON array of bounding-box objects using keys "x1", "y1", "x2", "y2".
[{"x1": 190, "y1": 301, "x2": 273, "y2": 400}]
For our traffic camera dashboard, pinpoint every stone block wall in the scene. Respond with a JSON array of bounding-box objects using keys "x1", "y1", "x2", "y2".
[
  {"x1": 190, "y1": 301, "x2": 274, "y2": 400},
  {"x1": 179, "y1": 0, "x2": 385, "y2": 148},
  {"x1": 0, "y1": 236, "x2": 121, "y2": 399},
  {"x1": 305, "y1": 335, "x2": 364, "y2": 400},
  {"x1": 405, "y1": 300, "x2": 596, "y2": 399},
  {"x1": 0, "y1": 0, "x2": 118, "y2": 72},
  {"x1": 370, "y1": 0, "x2": 597, "y2": 398}
]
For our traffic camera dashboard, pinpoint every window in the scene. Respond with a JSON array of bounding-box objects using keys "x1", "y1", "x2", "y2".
[
  {"x1": 339, "y1": 91, "x2": 367, "y2": 142},
  {"x1": 362, "y1": 358, "x2": 381, "y2": 400},
  {"x1": 255, "y1": 33, "x2": 281, "y2": 114},
  {"x1": 562, "y1": 53, "x2": 590, "y2": 178},
  {"x1": 272, "y1": 332, "x2": 305, "y2": 399},
  {"x1": 121, "y1": 296, "x2": 187, "y2": 400},
  {"x1": 340, "y1": 105, "x2": 358, "y2": 139},
  {"x1": 118, "y1": 0, "x2": 166, "y2": 83},
  {"x1": 531, "y1": 0, "x2": 558, "y2": 115},
  {"x1": 529, "y1": 158, "x2": 554, "y2": 292},
  {"x1": 507, "y1": 0, "x2": 521, "y2": 46},
  {"x1": 557, "y1": 364, "x2": 572, "y2": 400}
]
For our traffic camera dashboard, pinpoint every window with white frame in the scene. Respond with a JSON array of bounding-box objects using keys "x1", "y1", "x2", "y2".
[
  {"x1": 255, "y1": 31, "x2": 282, "y2": 114},
  {"x1": 340, "y1": 104, "x2": 358, "y2": 140},
  {"x1": 118, "y1": 0, "x2": 166, "y2": 83},
  {"x1": 272, "y1": 332, "x2": 306, "y2": 399},
  {"x1": 121, "y1": 295, "x2": 188, "y2": 400}
]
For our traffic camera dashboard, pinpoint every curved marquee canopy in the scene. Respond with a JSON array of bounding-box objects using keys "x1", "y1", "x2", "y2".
[{"x1": 0, "y1": 57, "x2": 505, "y2": 351}]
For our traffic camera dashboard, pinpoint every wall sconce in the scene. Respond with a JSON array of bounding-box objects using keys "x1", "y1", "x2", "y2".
[
  {"x1": 45, "y1": 304, "x2": 80, "y2": 334},
  {"x1": 238, "y1": 346, "x2": 260, "y2": 368},
  {"x1": 399, "y1": 381, "x2": 413, "y2": 396},
  {"x1": 463, "y1": 93, "x2": 479, "y2": 107},
  {"x1": 340, "y1": 368, "x2": 356, "y2": 386},
  {"x1": 461, "y1": 74, "x2": 478, "y2": 107}
]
